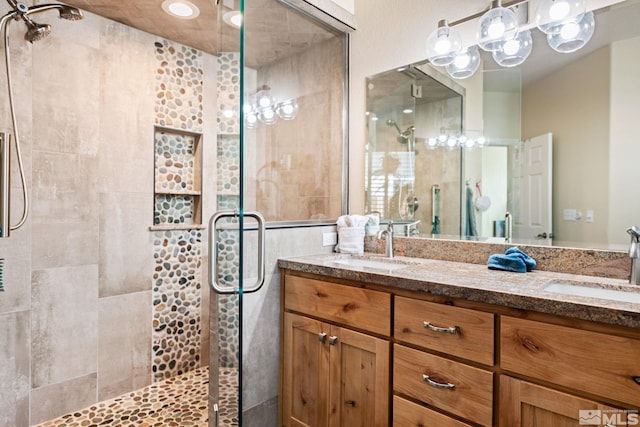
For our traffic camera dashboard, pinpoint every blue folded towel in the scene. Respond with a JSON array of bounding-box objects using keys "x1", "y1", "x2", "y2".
[
  {"x1": 487, "y1": 254, "x2": 527, "y2": 273},
  {"x1": 505, "y1": 247, "x2": 537, "y2": 271},
  {"x1": 487, "y1": 247, "x2": 536, "y2": 273}
]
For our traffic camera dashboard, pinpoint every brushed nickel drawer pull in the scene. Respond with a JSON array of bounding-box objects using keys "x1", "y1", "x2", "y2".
[
  {"x1": 318, "y1": 332, "x2": 327, "y2": 343},
  {"x1": 633, "y1": 376, "x2": 640, "y2": 385},
  {"x1": 423, "y1": 321, "x2": 459, "y2": 334},
  {"x1": 345, "y1": 400, "x2": 356, "y2": 407},
  {"x1": 422, "y1": 374, "x2": 455, "y2": 390},
  {"x1": 328, "y1": 336, "x2": 338, "y2": 345}
]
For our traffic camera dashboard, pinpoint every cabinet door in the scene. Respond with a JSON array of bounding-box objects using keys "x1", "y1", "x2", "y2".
[
  {"x1": 499, "y1": 376, "x2": 628, "y2": 427},
  {"x1": 329, "y1": 325, "x2": 390, "y2": 427},
  {"x1": 283, "y1": 313, "x2": 330, "y2": 427}
]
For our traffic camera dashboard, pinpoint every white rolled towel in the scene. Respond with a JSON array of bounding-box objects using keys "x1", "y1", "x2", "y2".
[{"x1": 335, "y1": 215, "x2": 368, "y2": 254}]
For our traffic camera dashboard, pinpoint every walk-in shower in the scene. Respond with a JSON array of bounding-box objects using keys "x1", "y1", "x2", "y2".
[
  {"x1": 0, "y1": 0, "x2": 83, "y2": 237},
  {"x1": 386, "y1": 118, "x2": 418, "y2": 219}
]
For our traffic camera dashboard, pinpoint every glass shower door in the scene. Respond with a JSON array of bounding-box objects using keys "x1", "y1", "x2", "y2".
[{"x1": 209, "y1": 1, "x2": 265, "y2": 425}]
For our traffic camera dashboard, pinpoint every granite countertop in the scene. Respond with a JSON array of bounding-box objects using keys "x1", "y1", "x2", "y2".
[{"x1": 278, "y1": 253, "x2": 640, "y2": 329}]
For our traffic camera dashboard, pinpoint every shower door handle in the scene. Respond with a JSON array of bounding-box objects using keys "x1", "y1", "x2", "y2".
[{"x1": 208, "y1": 210, "x2": 266, "y2": 294}]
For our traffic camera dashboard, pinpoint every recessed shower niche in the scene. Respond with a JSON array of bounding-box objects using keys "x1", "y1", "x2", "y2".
[{"x1": 153, "y1": 126, "x2": 203, "y2": 227}]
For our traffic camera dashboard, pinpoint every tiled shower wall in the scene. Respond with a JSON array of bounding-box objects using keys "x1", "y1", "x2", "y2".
[{"x1": 0, "y1": 8, "x2": 216, "y2": 426}]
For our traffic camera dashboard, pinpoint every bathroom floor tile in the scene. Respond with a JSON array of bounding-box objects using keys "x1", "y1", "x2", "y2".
[{"x1": 35, "y1": 366, "x2": 238, "y2": 427}]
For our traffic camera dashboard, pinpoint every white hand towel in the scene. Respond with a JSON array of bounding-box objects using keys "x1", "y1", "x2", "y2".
[{"x1": 335, "y1": 215, "x2": 368, "y2": 254}]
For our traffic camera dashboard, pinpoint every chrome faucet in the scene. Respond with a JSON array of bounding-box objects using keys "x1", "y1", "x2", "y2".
[
  {"x1": 404, "y1": 220, "x2": 420, "y2": 236},
  {"x1": 377, "y1": 221, "x2": 394, "y2": 258},
  {"x1": 627, "y1": 226, "x2": 640, "y2": 285}
]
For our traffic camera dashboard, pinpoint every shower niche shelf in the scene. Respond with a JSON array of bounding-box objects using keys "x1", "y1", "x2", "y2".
[{"x1": 151, "y1": 126, "x2": 203, "y2": 229}]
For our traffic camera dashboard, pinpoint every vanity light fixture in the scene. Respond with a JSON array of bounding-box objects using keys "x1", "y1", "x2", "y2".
[
  {"x1": 161, "y1": 0, "x2": 200, "y2": 19},
  {"x1": 426, "y1": 0, "x2": 596, "y2": 79},
  {"x1": 426, "y1": 19, "x2": 462, "y2": 66},
  {"x1": 477, "y1": 0, "x2": 519, "y2": 52}
]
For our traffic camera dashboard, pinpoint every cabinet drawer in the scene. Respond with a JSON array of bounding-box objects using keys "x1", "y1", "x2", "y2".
[
  {"x1": 501, "y1": 316, "x2": 640, "y2": 407},
  {"x1": 394, "y1": 344, "x2": 493, "y2": 426},
  {"x1": 393, "y1": 396, "x2": 473, "y2": 427},
  {"x1": 395, "y1": 297, "x2": 494, "y2": 365},
  {"x1": 284, "y1": 275, "x2": 391, "y2": 335}
]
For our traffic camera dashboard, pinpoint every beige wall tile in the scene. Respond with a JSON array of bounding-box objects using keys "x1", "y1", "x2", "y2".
[
  {"x1": 30, "y1": 373, "x2": 97, "y2": 425},
  {"x1": 98, "y1": 291, "x2": 152, "y2": 400},
  {"x1": 0, "y1": 311, "x2": 29, "y2": 427},
  {"x1": 31, "y1": 265, "x2": 98, "y2": 388}
]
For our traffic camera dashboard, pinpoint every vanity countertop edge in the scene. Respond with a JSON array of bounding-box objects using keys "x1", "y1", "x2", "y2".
[{"x1": 278, "y1": 253, "x2": 640, "y2": 329}]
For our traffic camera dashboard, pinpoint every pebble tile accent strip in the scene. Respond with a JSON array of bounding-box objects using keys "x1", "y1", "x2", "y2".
[
  {"x1": 154, "y1": 40, "x2": 204, "y2": 132},
  {"x1": 217, "y1": 52, "x2": 240, "y2": 134},
  {"x1": 35, "y1": 366, "x2": 239, "y2": 427},
  {"x1": 152, "y1": 230, "x2": 203, "y2": 382},
  {"x1": 217, "y1": 135, "x2": 240, "y2": 195}
]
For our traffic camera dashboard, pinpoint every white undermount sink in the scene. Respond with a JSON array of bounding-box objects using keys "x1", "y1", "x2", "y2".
[
  {"x1": 544, "y1": 281, "x2": 640, "y2": 304},
  {"x1": 329, "y1": 257, "x2": 410, "y2": 272}
]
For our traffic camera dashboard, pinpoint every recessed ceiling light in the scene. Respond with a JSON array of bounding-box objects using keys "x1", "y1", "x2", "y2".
[
  {"x1": 223, "y1": 10, "x2": 242, "y2": 28},
  {"x1": 162, "y1": 0, "x2": 200, "y2": 19}
]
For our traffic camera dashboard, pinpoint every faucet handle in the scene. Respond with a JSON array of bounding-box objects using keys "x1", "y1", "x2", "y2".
[
  {"x1": 387, "y1": 220, "x2": 394, "y2": 233},
  {"x1": 627, "y1": 226, "x2": 640, "y2": 242}
]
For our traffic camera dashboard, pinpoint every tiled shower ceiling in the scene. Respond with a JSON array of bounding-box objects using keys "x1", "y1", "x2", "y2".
[{"x1": 63, "y1": 0, "x2": 336, "y2": 68}]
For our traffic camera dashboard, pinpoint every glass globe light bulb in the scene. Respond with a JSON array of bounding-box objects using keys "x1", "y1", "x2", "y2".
[
  {"x1": 536, "y1": 0, "x2": 586, "y2": 35},
  {"x1": 426, "y1": 20, "x2": 462, "y2": 66},
  {"x1": 477, "y1": 1, "x2": 519, "y2": 52}
]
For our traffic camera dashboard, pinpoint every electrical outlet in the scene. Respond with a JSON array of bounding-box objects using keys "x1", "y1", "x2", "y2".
[
  {"x1": 586, "y1": 210, "x2": 594, "y2": 223},
  {"x1": 322, "y1": 232, "x2": 337, "y2": 246}
]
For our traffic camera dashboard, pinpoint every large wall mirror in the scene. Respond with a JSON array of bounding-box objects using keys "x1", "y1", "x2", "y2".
[{"x1": 365, "y1": 0, "x2": 640, "y2": 250}]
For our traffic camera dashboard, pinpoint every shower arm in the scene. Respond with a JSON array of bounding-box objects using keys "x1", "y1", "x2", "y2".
[{"x1": 24, "y1": 3, "x2": 68, "y2": 16}]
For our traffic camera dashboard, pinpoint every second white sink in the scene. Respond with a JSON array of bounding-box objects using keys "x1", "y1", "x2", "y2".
[
  {"x1": 329, "y1": 257, "x2": 410, "y2": 272},
  {"x1": 544, "y1": 281, "x2": 640, "y2": 304}
]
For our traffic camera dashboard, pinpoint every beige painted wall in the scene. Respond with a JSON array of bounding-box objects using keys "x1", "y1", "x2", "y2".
[{"x1": 522, "y1": 46, "x2": 610, "y2": 244}]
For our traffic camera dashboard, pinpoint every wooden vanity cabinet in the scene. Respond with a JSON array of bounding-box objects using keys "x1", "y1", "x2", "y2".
[
  {"x1": 499, "y1": 376, "x2": 629, "y2": 427},
  {"x1": 393, "y1": 296, "x2": 495, "y2": 426},
  {"x1": 281, "y1": 274, "x2": 391, "y2": 427},
  {"x1": 281, "y1": 270, "x2": 640, "y2": 427}
]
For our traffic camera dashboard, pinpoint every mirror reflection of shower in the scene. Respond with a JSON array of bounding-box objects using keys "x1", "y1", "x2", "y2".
[
  {"x1": 0, "y1": 1, "x2": 83, "y2": 237},
  {"x1": 386, "y1": 119, "x2": 418, "y2": 220}
]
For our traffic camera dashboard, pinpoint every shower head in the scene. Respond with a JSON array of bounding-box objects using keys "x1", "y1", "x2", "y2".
[
  {"x1": 1, "y1": 1, "x2": 84, "y2": 43},
  {"x1": 58, "y1": 5, "x2": 83, "y2": 21},
  {"x1": 387, "y1": 120, "x2": 414, "y2": 144},
  {"x1": 386, "y1": 119, "x2": 402, "y2": 135},
  {"x1": 23, "y1": 17, "x2": 50, "y2": 42}
]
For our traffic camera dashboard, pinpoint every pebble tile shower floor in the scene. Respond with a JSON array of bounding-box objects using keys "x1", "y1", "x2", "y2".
[{"x1": 35, "y1": 366, "x2": 238, "y2": 427}]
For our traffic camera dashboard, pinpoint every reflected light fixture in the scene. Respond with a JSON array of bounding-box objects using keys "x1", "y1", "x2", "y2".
[
  {"x1": 477, "y1": 0, "x2": 519, "y2": 52},
  {"x1": 243, "y1": 86, "x2": 299, "y2": 127},
  {"x1": 276, "y1": 100, "x2": 299, "y2": 120},
  {"x1": 493, "y1": 29, "x2": 532, "y2": 67},
  {"x1": 426, "y1": 20, "x2": 462, "y2": 66},
  {"x1": 161, "y1": 0, "x2": 200, "y2": 19},
  {"x1": 445, "y1": 45, "x2": 481, "y2": 80}
]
